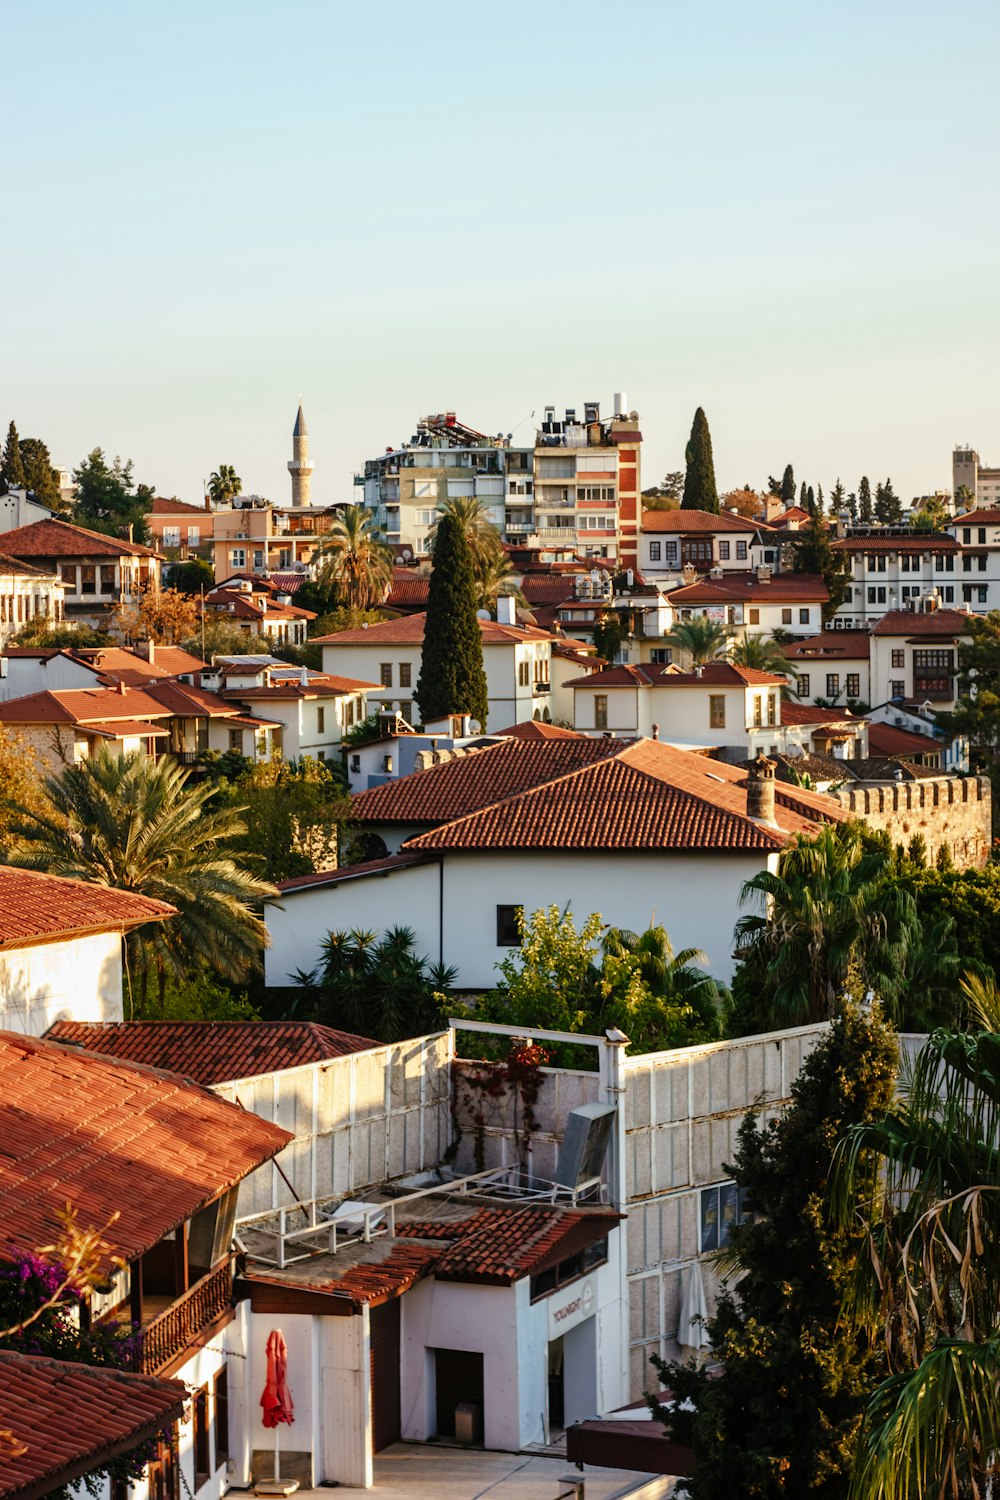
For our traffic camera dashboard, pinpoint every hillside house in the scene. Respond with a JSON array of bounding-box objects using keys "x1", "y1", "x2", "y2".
[{"x1": 0, "y1": 518, "x2": 162, "y2": 630}]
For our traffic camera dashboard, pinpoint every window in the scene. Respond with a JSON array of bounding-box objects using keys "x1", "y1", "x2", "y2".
[
  {"x1": 228, "y1": 728, "x2": 242, "y2": 752},
  {"x1": 648, "y1": 541, "x2": 661, "y2": 561},
  {"x1": 163, "y1": 526, "x2": 180, "y2": 548},
  {"x1": 700, "y1": 1182, "x2": 754, "y2": 1253},
  {"x1": 649, "y1": 648, "x2": 673, "y2": 664},
  {"x1": 316, "y1": 705, "x2": 325, "y2": 733},
  {"x1": 826, "y1": 673, "x2": 840, "y2": 696},
  {"x1": 748, "y1": 607, "x2": 760, "y2": 625},
  {"x1": 964, "y1": 528, "x2": 972, "y2": 544},
  {"x1": 99, "y1": 565, "x2": 116, "y2": 593},
  {"x1": 496, "y1": 905, "x2": 522, "y2": 946},
  {"x1": 980, "y1": 528, "x2": 987, "y2": 544},
  {"x1": 59, "y1": 563, "x2": 77, "y2": 591},
  {"x1": 380, "y1": 663, "x2": 393, "y2": 687},
  {"x1": 753, "y1": 695, "x2": 763, "y2": 727},
  {"x1": 194, "y1": 1386, "x2": 210, "y2": 1487},
  {"x1": 399, "y1": 662, "x2": 411, "y2": 688},
  {"x1": 979, "y1": 585, "x2": 989, "y2": 603},
  {"x1": 518, "y1": 660, "x2": 530, "y2": 687},
  {"x1": 869, "y1": 555, "x2": 887, "y2": 573},
  {"x1": 594, "y1": 694, "x2": 608, "y2": 730},
  {"x1": 846, "y1": 674, "x2": 860, "y2": 698},
  {"x1": 718, "y1": 541, "x2": 730, "y2": 560},
  {"x1": 943, "y1": 586, "x2": 955, "y2": 603},
  {"x1": 681, "y1": 538, "x2": 713, "y2": 568},
  {"x1": 867, "y1": 586, "x2": 886, "y2": 604},
  {"x1": 187, "y1": 525, "x2": 201, "y2": 546},
  {"x1": 736, "y1": 541, "x2": 748, "y2": 560},
  {"x1": 767, "y1": 693, "x2": 776, "y2": 726},
  {"x1": 214, "y1": 1369, "x2": 229, "y2": 1468},
  {"x1": 781, "y1": 608, "x2": 793, "y2": 625},
  {"x1": 230, "y1": 548, "x2": 245, "y2": 569},
  {"x1": 664, "y1": 541, "x2": 679, "y2": 563},
  {"x1": 709, "y1": 695, "x2": 726, "y2": 729},
  {"x1": 80, "y1": 565, "x2": 96, "y2": 595},
  {"x1": 799, "y1": 608, "x2": 810, "y2": 625},
  {"x1": 253, "y1": 549, "x2": 265, "y2": 570},
  {"x1": 797, "y1": 673, "x2": 810, "y2": 698},
  {"x1": 530, "y1": 1237, "x2": 609, "y2": 1301},
  {"x1": 891, "y1": 649, "x2": 905, "y2": 668},
  {"x1": 963, "y1": 557, "x2": 973, "y2": 573},
  {"x1": 980, "y1": 556, "x2": 988, "y2": 572}
]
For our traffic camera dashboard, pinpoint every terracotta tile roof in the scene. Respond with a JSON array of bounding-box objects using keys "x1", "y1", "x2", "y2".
[
  {"x1": 779, "y1": 701, "x2": 865, "y2": 726},
  {"x1": 564, "y1": 662, "x2": 785, "y2": 689},
  {"x1": 404, "y1": 740, "x2": 844, "y2": 854},
  {"x1": 0, "y1": 686, "x2": 174, "y2": 727},
  {"x1": 866, "y1": 722, "x2": 939, "y2": 757},
  {"x1": 769, "y1": 506, "x2": 809, "y2": 527},
  {"x1": 137, "y1": 680, "x2": 235, "y2": 718},
  {"x1": 397, "y1": 1206, "x2": 622, "y2": 1286},
  {"x1": 276, "y1": 849, "x2": 438, "y2": 895},
  {"x1": 386, "y1": 577, "x2": 430, "y2": 610},
  {"x1": 312, "y1": 611, "x2": 553, "y2": 646},
  {"x1": 521, "y1": 576, "x2": 577, "y2": 603},
  {"x1": 782, "y1": 631, "x2": 872, "y2": 660},
  {"x1": 0, "y1": 1032, "x2": 292, "y2": 1270},
  {"x1": 349, "y1": 738, "x2": 623, "y2": 826},
  {"x1": 0, "y1": 518, "x2": 160, "y2": 559},
  {"x1": 872, "y1": 608, "x2": 972, "y2": 637},
  {"x1": 950, "y1": 508, "x2": 1000, "y2": 526},
  {"x1": 246, "y1": 1241, "x2": 440, "y2": 1310},
  {"x1": 551, "y1": 640, "x2": 603, "y2": 665},
  {"x1": 73, "y1": 646, "x2": 206, "y2": 684},
  {"x1": 224, "y1": 673, "x2": 378, "y2": 701},
  {"x1": 834, "y1": 534, "x2": 959, "y2": 553},
  {"x1": 493, "y1": 721, "x2": 582, "y2": 740},
  {"x1": 0, "y1": 868, "x2": 175, "y2": 949},
  {"x1": 0, "y1": 1351, "x2": 186, "y2": 1500},
  {"x1": 0, "y1": 551, "x2": 51, "y2": 577},
  {"x1": 667, "y1": 571, "x2": 829, "y2": 604},
  {"x1": 150, "y1": 495, "x2": 210, "y2": 517},
  {"x1": 46, "y1": 1019, "x2": 378, "y2": 1085},
  {"x1": 85, "y1": 719, "x2": 172, "y2": 739},
  {"x1": 641, "y1": 508, "x2": 761, "y2": 534}
]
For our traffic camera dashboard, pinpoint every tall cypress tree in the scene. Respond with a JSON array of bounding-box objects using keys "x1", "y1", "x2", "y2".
[
  {"x1": 0, "y1": 421, "x2": 25, "y2": 495},
  {"x1": 793, "y1": 511, "x2": 853, "y2": 621},
  {"x1": 681, "y1": 408, "x2": 719, "y2": 513},
  {"x1": 799, "y1": 481, "x2": 808, "y2": 509},
  {"x1": 829, "y1": 478, "x2": 845, "y2": 517},
  {"x1": 780, "y1": 464, "x2": 796, "y2": 505},
  {"x1": 858, "y1": 475, "x2": 873, "y2": 524},
  {"x1": 416, "y1": 512, "x2": 489, "y2": 731}
]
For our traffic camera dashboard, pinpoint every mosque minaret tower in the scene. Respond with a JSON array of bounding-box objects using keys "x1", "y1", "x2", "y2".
[{"x1": 288, "y1": 401, "x2": 314, "y2": 507}]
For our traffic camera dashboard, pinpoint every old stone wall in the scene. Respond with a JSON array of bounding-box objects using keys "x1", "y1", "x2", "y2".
[{"x1": 836, "y1": 774, "x2": 992, "y2": 867}]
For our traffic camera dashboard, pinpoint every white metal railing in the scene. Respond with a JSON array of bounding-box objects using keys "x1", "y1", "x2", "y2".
[{"x1": 237, "y1": 1165, "x2": 608, "y2": 1271}]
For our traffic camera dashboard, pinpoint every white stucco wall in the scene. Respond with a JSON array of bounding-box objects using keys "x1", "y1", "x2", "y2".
[{"x1": 0, "y1": 930, "x2": 124, "y2": 1035}]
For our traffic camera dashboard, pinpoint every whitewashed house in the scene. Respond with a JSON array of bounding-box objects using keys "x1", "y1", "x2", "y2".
[
  {"x1": 199, "y1": 658, "x2": 378, "y2": 761},
  {"x1": 665, "y1": 570, "x2": 828, "y2": 639},
  {"x1": 639, "y1": 509, "x2": 774, "y2": 585},
  {"x1": 0, "y1": 552, "x2": 64, "y2": 644}
]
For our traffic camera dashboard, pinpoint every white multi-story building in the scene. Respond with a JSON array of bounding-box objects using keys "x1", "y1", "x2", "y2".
[
  {"x1": 639, "y1": 508, "x2": 774, "y2": 584},
  {"x1": 832, "y1": 531, "x2": 962, "y2": 626}
]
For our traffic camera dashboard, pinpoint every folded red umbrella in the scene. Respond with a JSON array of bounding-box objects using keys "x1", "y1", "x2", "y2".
[{"x1": 261, "y1": 1329, "x2": 295, "y2": 1429}]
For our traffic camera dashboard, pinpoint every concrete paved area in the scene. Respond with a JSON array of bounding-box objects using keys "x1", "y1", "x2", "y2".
[{"x1": 309, "y1": 1441, "x2": 673, "y2": 1497}]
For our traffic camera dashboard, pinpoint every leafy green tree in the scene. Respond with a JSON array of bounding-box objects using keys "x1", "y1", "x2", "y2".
[
  {"x1": 169, "y1": 556, "x2": 215, "y2": 595},
  {"x1": 734, "y1": 823, "x2": 918, "y2": 1029},
  {"x1": 643, "y1": 470, "x2": 685, "y2": 501},
  {"x1": 5, "y1": 749, "x2": 274, "y2": 1010},
  {"x1": 833, "y1": 1016, "x2": 1000, "y2": 1500},
  {"x1": 664, "y1": 616, "x2": 730, "y2": 666},
  {"x1": 417, "y1": 512, "x2": 489, "y2": 729},
  {"x1": 72, "y1": 448, "x2": 152, "y2": 542},
  {"x1": 18, "y1": 437, "x2": 62, "y2": 508},
  {"x1": 593, "y1": 609, "x2": 628, "y2": 662},
  {"x1": 730, "y1": 632, "x2": 796, "y2": 679},
  {"x1": 312, "y1": 505, "x2": 394, "y2": 610},
  {"x1": 780, "y1": 464, "x2": 796, "y2": 505},
  {"x1": 858, "y1": 475, "x2": 873, "y2": 524},
  {"x1": 650, "y1": 1004, "x2": 897, "y2": 1500},
  {"x1": 216, "y1": 754, "x2": 350, "y2": 882},
  {"x1": 130, "y1": 964, "x2": 260, "y2": 1022},
  {"x1": 6, "y1": 620, "x2": 113, "y2": 649},
  {"x1": 792, "y1": 510, "x2": 853, "y2": 621},
  {"x1": 473, "y1": 906, "x2": 726, "y2": 1061},
  {"x1": 940, "y1": 612, "x2": 1000, "y2": 802},
  {"x1": 874, "y1": 477, "x2": 902, "y2": 525},
  {"x1": 0, "y1": 420, "x2": 25, "y2": 493},
  {"x1": 292, "y1": 926, "x2": 453, "y2": 1042},
  {"x1": 207, "y1": 464, "x2": 242, "y2": 506},
  {"x1": 682, "y1": 408, "x2": 719, "y2": 513}
]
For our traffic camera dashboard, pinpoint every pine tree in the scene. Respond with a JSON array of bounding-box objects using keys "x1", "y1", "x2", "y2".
[
  {"x1": 780, "y1": 464, "x2": 796, "y2": 504},
  {"x1": 816, "y1": 483, "x2": 824, "y2": 515},
  {"x1": 0, "y1": 421, "x2": 25, "y2": 495},
  {"x1": 649, "y1": 1006, "x2": 897, "y2": 1500},
  {"x1": 874, "y1": 476, "x2": 902, "y2": 525},
  {"x1": 19, "y1": 438, "x2": 61, "y2": 509},
  {"x1": 858, "y1": 475, "x2": 873, "y2": 524},
  {"x1": 416, "y1": 512, "x2": 489, "y2": 730},
  {"x1": 792, "y1": 510, "x2": 853, "y2": 621},
  {"x1": 829, "y1": 479, "x2": 845, "y2": 516},
  {"x1": 681, "y1": 408, "x2": 719, "y2": 513}
]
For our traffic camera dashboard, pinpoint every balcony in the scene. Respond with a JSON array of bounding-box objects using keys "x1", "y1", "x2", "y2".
[
  {"x1": 533, "y1": 681, "x2": 551, "y2": 696},
  {"x1": 139, "y1": 1261, "x2": 233, "y2": 1375}
]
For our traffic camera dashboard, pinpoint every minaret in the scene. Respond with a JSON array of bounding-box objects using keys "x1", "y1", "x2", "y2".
[{"x1": 288, "y1": 401, "x2": 314, "y2": 508}]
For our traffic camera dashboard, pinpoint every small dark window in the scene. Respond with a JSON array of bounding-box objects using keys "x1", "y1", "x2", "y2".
[
  {"x1": 781, "y1": 608, "x2": 793, "y2": 625},
  {"x1": 399, "y1": 662, "x2": 412, "y2": 688},
  {"x1": 799, "y1": 608, "x2": 809, "y2": 624},
  {"x1": 194, "y1": 1386, "x2": 210, "y2": 1487},
  {"x1": 496, "y1": 905, "x2": 522, "y2": 946},
  {"x1": 215, "y1": 1368, "x2": 229, "y2": 1468},
  {"x1": 380, "y1": 662, "x2": 393, "y2": 687}
]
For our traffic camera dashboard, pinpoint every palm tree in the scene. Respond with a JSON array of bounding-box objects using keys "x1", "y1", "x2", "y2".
[
  {"x1": 601, "y1": 924, "x2": 727, "y2": 1041},
  {"x1": 730, "y1": 632, "x2": 798, "y2": 680},
  {"x1": 207, "y1": 464, "x2": 242, "y2": 506},
  {"x1": 4, "y1": 749, "x2": 275, "y2": 1011},
  {"x1": 312, "y1": 506, "x2": 394, "y2": 610},
  {"x1": 735, "y1": 823, "x2": 918, "y2": 1028},
  {"x1": 292, "y1": 926, "x2": 454, "y2": 1042},
  {"x1": 428, "y1": 495, "x2": 505, "y2": 594},
  {"x1": 664, "y1": 616, "x2": 730, "y2": 666},
  {"x1": 477, "y1": 550, "x2": 526, "y2": 613},
  {"x1": 833, "y1": 1022, "x2": 1000, "y2": 1499}
]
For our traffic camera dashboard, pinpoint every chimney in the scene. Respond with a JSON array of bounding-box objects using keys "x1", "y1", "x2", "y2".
[
  {"x1": 116, "y1": 680, "x2": 126, "y2": 696},
  {"x1": 496, "y1": 595, "x2": 517, "y2": 626},
  {"x1": 746, "y1": 749, "x2": 778, "y2": 827},
  {"x1": 135, "y1": 640, "x2": 154, "y2": 664}
]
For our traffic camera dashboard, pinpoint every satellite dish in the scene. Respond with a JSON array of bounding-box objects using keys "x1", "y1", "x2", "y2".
[{"x1": 476, "y1": 609, "x2": 491, "y2": 620}]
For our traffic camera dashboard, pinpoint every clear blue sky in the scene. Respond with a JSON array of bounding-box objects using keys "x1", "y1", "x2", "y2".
[{"x1": 5, "y1": 0, "x2": 999, "y2": 507}]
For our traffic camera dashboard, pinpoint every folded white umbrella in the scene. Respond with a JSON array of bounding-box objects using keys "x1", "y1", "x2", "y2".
[{"x1": 677, "y1": 1260, "x2": 709, "y2": 1352}]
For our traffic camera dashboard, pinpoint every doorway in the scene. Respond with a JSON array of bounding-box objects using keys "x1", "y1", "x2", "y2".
[
  {"x1": 433, "y1": 1349, "x2": 484, "y2": 1439},
  {"x1": 369, "y1": 1300, "x2": 401, "y2": 1452},
  {"x1": 547, "y1": 1337, "x2": 565, "y2": 1431}
]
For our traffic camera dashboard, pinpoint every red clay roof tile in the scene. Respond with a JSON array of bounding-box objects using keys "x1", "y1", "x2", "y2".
[
  {"x1": 0, "y1": 868, "x2": 175, "y2": 948},
  {"x1": 871, "y1": 608, "x2": 972, "y2": 637},
  {"x1": 641, "y1": 509, "x2": 761, "y2": 534},
  {"x1": 312, "y1": 612, "x2": 554, "y2": 646},
  {"x1": 0, "y1": 518, "x2": 160, "y2": 559}
]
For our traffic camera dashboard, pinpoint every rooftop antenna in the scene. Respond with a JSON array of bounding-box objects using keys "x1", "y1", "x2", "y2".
[{"x1": 508, "y1": 410, "x2": 536, "y2": 435}]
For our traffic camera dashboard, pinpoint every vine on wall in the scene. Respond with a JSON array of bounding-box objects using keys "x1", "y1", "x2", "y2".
[{"x1": 447, "y1": 1041, "x2": 550, "y2": 1172}]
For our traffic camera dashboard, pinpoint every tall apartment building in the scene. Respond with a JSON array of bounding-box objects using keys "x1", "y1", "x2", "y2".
[
  {"x1": 357, "y1": 413, "x2": 527, "y2": 558},
  {"x1": 953, "y1": 446, "x2": 1000, "y2": 508},
  {"x1": 357, "y1": 396, "x2": 642, "y2": 563},
  {"x1": 532, "y1": 395, "x2": 642, "y2": 566}
]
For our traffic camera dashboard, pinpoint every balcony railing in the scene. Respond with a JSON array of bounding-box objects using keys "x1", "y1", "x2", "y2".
[
  {"x1": 139, "y1": 1262, "x2": 233, "y2": 1374},
  {"x1": 533, "y1": 681, "x2": 551, "y2": 696}
]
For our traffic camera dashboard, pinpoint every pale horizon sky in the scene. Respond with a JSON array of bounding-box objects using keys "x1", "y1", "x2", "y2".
[{"x1": 4, "y1": 0, "x2": 999, "y2": 510}]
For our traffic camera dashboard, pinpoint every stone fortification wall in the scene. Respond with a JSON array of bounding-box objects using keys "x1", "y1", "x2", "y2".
[{"x1": 836, "y1": 774, "x2": 991, "y2": 868}]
